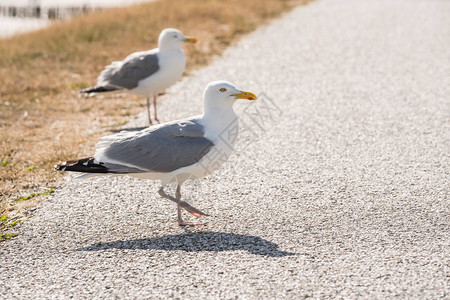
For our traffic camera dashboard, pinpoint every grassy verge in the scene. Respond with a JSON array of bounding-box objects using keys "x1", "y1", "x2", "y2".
[{"x1": 0, "y1": 0, "x2": 311, "y2": 237}]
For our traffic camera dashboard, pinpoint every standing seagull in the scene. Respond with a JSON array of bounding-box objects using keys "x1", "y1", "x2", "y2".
[
  {"x1": 80, "y1": 28, "x2": 197, "y2": 125},
  {"x1": 56, "y1": 81, "x2": 257, "y2": 226}
]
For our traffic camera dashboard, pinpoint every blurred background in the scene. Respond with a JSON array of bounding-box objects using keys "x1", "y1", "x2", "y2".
[{"x1": 0, "y1": 0, "x2": 153, "y2": 37}]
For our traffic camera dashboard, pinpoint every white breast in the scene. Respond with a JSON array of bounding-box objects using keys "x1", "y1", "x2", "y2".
[{"x1": 134, "y1": 48, "x2": 186, "y2": 96}]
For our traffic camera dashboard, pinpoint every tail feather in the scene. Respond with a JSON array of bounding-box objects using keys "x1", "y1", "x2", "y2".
[
  {"x1": 80, "y1": 85, "x2": 121, "y2": 94},
  {"x1": 55, "y1": 157, "x2": 109, "y2": 173}
]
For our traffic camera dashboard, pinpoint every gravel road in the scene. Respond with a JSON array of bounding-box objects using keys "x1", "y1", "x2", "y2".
[{"x1": 1, "y1": 0, "x2": 449, "y2": 298}]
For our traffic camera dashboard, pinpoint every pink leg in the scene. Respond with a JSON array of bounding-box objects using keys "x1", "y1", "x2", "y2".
[
  {"x1": 146, "y1": 96, "x2": 152, "y2": 125},
  {"x1": 153, "y1": 95, "x2": 160, "y2": 123},
  {"x1": 158, "y1": 186, "x2": 208, "y2": 226}
]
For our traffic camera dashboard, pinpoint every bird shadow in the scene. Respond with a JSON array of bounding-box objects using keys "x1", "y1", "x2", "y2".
[
  {"x1": 79, "y1": 231, "x2": 299, "y2": 257},
  {"x1": 110, "y1": 126, "x2": 148, "y2": 133}
]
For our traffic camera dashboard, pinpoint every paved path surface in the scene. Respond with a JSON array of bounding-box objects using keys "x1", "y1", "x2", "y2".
[{"x1": 1, "y1": 0, "x2": 449, "y2": 298}]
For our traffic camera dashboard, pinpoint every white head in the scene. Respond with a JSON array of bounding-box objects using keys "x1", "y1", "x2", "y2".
[
  {"x1": 158, "y1": 28, "x2": 197, "y2": 50},
  {"x1": 203, "y1": 81, "x2": 257, "y2": 111}
]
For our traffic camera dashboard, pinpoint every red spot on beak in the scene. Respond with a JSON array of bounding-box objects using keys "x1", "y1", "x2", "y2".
[{"x1": 248, "y1": 97, "x2": 254, "y2": 100}]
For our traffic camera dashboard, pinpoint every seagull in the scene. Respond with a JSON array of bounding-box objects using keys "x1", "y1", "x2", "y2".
[
  {"x1": 56, "y1": 81, "x2": 257, "y2": 226},
  {"x1": 80, "y1": 28, "x2": 197, "y2": 125}
]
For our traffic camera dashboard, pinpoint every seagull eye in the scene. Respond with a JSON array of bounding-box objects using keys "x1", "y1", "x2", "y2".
[
  {"x1": 173, "y1": 34, "x2": 178, "y2": 38},
  {"x1": 219, "y1": 88, "x2": 227, "y2": 92}
]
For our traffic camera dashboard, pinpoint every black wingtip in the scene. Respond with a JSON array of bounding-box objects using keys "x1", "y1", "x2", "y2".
[
  {"x1": 54, "y1": 162, "x2": 67, "y2": 171},
  {"x1": 54, "y1": 157, "x2": 109, "y2": 173},
  {"x1": 79, "y1": 86, "x2": 121, "y2": 94}
]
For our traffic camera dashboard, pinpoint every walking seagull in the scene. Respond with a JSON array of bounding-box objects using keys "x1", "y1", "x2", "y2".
[
  {"x1": 56, "y1": 81, "x2": 257, "y2": 226},
  {"x1": 80, "y1": 28, "x2": 197, "y2": 125}
]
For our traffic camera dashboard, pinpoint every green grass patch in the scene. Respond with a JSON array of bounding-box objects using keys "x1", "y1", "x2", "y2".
[
  {"x1": 0, "y1": 215, "x2": 22, "y2": 242},
  {"x1": 12, "y1": 188, "x2": 54, "y2": 202},
  {"x1": 1, "y1": 188, "x2": 55, "y2": 241},
  {"x1": 1, "y1": 233, "x2": 19, "y2": 241}
]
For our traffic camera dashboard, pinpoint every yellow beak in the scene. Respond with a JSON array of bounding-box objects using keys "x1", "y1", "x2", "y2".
[
  {"x1": 232, "y1": 90, "x2": 257, "y2": 101},
  {"x1": 183, "y1": 37, "x2": 198, "y2": 44}
]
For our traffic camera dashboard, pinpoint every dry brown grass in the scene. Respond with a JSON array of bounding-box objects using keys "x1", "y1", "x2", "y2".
[{"x1": 0, "y1": 0, "x2": 311, "y2": 230}]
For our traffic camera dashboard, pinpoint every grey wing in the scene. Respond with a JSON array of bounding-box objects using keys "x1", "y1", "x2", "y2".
[
  {"x1": 95, "y1": 118, "x2": 214, "y2": 173},
  {"x1": 98, "y1": 51, "x2": 160, "y2": 89}
]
